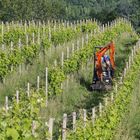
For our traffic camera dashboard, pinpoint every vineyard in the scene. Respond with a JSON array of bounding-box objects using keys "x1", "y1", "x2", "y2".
[{"x1": 0, "y1": 18, "x2": 139, "y2": 140}]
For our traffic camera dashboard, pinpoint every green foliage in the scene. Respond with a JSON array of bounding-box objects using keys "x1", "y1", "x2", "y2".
[
  {"x1": 0, "y1": 21, "x2": 98, "y2": 80},
  {"x1": 0, "y1": 90, "x2": 48, "y2": 140},
  {"x1": 48, "y1": 19, "x2": 134, "y2": 95},
  {"x1": 66, "y1": 47, "x2": 140, "y2": 140}
]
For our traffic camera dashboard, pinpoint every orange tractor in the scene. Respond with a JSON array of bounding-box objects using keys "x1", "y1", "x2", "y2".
[{"x1": 90, "y1": 41, "x2": 115, "y2": 91}]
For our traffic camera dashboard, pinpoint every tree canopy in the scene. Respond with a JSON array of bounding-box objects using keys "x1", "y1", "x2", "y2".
[{"x1": 0, "y1": 0, "x2": 140, "y2": 31}]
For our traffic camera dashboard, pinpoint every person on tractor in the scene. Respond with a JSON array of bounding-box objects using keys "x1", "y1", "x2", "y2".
[{"x1": 101, "y1": 54, "x2": 111, "y2": 80}]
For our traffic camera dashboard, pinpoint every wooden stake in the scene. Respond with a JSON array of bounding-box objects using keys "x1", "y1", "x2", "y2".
[
  {"x1": 48, "y1": 118, "x2": 54, "y2": 140},
  {"x1": 32, "y1": 121, "x2": 36, "y2": 136},
  {"x1": 105, "y1": 97, "x2": 108, "y2": 106},
  {"x1": 83, "y1": 109, "x2": 87, "y2": 127},
  {"x1": 16, "y1": 90, "x2": 19, "y2": 104},
  {"x1": 24, "y1": 21, "x2": 27, "y2": 34},
  {"x1": 37, "y1": 76, "x2": 40, "y2": 91},
  {"x1": 86, "y1": 33, "x2": 89, "y2": 44},
  {"x1": 18, "y1": 38, "x2": 21, "y2": 50},
  {"x1": 82, "y1": 36, "x2": 84, "y2": 48},
  {"x1": 99, "y1": 103, "x2": 102, "y2": 117},
  {"x1": 5, "y1": 96, "x2": 8, "y2": 113},
  {"x1": 2, "y1": 44, "x2": 5, "y2": 50},
  {"x1": 27, "y1": 82, "x2": 30, "y2": 97},
  {"x1": 54, "y1": 59, "x2": 57, "y2": 67},
  {"x1": 66, "y1": 47, "x2": 69, "y2": 59},
  {"x1": 61, "y1": 52, "x2": 64, "y2": 68},
  {"x1": 92, "y1": 107, "x2": 96, "y2": 125},
  {"x1": 77, "y1": 40, "x2": 80, "y2": 51},
  {"x1": 111, "y1": 93, "x2": 114, "y2": 102},
  {"x1": 32, "y1": 33, "x2": 35, "y2": 44},
  {"x1": 72, "y1": 43, "x2": 74, "y2": 55},
  {"x1": 19, "y1": 64, "x2": 22, "y2": 74},
  {"x1": 10, "y1": 41, "x2": 13, "y2": 51},
  {"x1": 115, "y1": 84, "x2": 118, "y2": 93},
  {"x1": 45, "y1": 67, "x2": 48, "y2": 106},
  {"x1": 72, "y1": 112, "x2": 76, "y2": 132},
  {"x1": 62, "y1": 114, "x2": 67, "y2": 140},
  {"x1": 26, "y1": 34, "x2": 28, "y2": 46},
  {"x1": 1, "y1": 21, "x2": 4, "y2": 42},
  {"x1": 120, "y1": 77, "x2": 123, "y2": 84}
]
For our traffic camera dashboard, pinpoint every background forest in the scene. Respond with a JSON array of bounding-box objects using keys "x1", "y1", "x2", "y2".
[{"x1": 0, "y1": 0, "x2": 140, "y2": 31}]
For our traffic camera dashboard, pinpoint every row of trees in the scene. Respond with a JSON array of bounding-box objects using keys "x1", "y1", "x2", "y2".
[{"x1": 0, "y1": 0, "x2": 140, "y2": 31}]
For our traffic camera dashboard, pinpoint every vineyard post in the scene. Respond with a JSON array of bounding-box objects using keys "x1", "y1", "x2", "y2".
[
  {"x1": 26, "y1": 34, "x2": 29, "y2": 46},
  {"x1": 58, "y1": 21, "x2": 61, "y2": 31},
  {"x1": 86, "y1": 33, "x2": 89, "y2": 44},
  {"x1": 66, "y1": 75, "x2": 69, "y2": 88},
  {"x1": 45, "y1": 67, "x2": 48, "y2": 106},
  {"x1": 82, "y1": 36, "x2": 84, "y2": 48},
  {"x1": 105, "y1": 97, "x2": 108, "y2": 106},
  {"x1": 48, "y1": 25, "x2": 51, "y2": 42},
  {"x1": 71, "y1": 74, "x2": 74, "y2": 83},
  {"x1": 24, "y1": 21, "x2": 27, "y2": 34},
  {"x1": 43, "y1": 21, "x2": 45, "y2": 39},
  {"x1": 115, "y1": 84, "x2": 118, "y2": 93},
  {"x1": 134, "y1": 46, "x2": 136, "y2": 55},
  {"x1": 11, "y1": 21, "x2": 14, "y2": 28},
  {"x1": 102, "y1": 24, "x2": 105, "y2": 32},
  {"x1": 27, "y1": 82, "x2": 30, "y2": 97},
  {"x1": 10, "y1": 41, "x2": 14, "y2": 72},
  {"x1": 120, "y1": 77, "x2": 123, "y2": 84},
  {"x1": 77, "y1": 40, "x2": 79, "y2": 51},
  {"x1": 92, "y1": 107, "x2": 96, "y2": 125},
  {"x1": 32, "y1": 121, "x2": 36, "y2": 136},
  {"x1": 18, "y1": 37, "x2": 21, "y2": 51},
  {"x1": 70, "y1": 22, "x2": 73, "y2": 28},
  {"x1": 90, "y1": 30, "x2": 93, "y2": 38},
  {"x1": 61, "y1": 52, "x2": 64, "y2": 68},
  {"x1": 53, "y1": 23, "x2": 56, "y2": 32},
  {"x1": 3, "y1": 78, "x2": 6, "y2": 84},
  {"x1": 32, "y1": 20, "x2": 35, "y2": 28},
  {"x1": 1, "y1": 21, "x2": 4, "y2": 42},
  {"x1": 18, "y1": 38, "x2": 21, "y2": 50},
  {"x1": 10, "y1": 41, "x2": 13, "y2": 52},
  {"x1": 123, "y1": 68, "x2": 127, "y2": 77},
  {"x1": 19, "y1": 64, "x2": 22, "y2": 75},
  {"x1": 126, "y1": 61, "x2": 129, "y2": 70},
  {"x1": 7, "y1": 22, "x2": 10, "y2": 32},
  {"x1": 2, "y1": 44, "x2": 5, "y2": 51},
  {"x1": 48, "y1": 118, "x2": 54, "y2": 140},
  {"x1": 72, "y1": 112, "x2": 76, "y2": 132},
  {"x1": 54, "y1": 59, "x2": 57, "y2": 67},
  {"x1": 66, "y1": 20, "x2": 69, "y2": 28},
  {"x1": 99, "y1": 103, "x2": 102, "y2": 117},
  {"x1": 16, "y1": 90, "x2": 19, "y2": 104},
  {"x1": 62, "y1": 113, "x2": 67, "y2": 140},
  {"x1": 28, "y1": 21, "x2": 31, "y2": 28},
  {"x1": 32, "y1": 33, "x2": 35, "y2": 44},
  {"x1": 83, "y1": 109, "x2": 87, "y2": 128},
  {"x1": 131, "y1": 49, "x2": 134, "y2": 63},
  {"x1": 72, "y1": 43, "x2": 74, "y2": 55},
  {"x1": 128, "y1": 56, "x2": 131, "y2": 68},
  {"x1": 37, "y1": 29, "x2": 40, "y2": 45},
  {"x1": 37, "y1": 76, "x2": 40, "y2": 91},
  {"x1": 5, "y1": 96, "x2": 8, "y2": 113},
  {"x1": 66, "y1": 47, "x2": 69, "y2": 59},
  {"x1": 111, "y1": 92, "x2": 114, "y2": 102}
]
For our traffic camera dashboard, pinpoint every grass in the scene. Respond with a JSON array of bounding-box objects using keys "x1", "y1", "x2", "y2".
[
  {"x1": 0, "y1": 33, "x2": 85, "y2": 105},
  {"x1": 39, "y1": 32, "x2": 138, "y2": 121},
  {"x1": 0, "y1": 30, "x2": 137, "y2": 139},
  {"x1": 113, "y1": 74, "x2": 140, "y2": 140},
  {"x1": 37, "y1": 32, "x2": 138, "y2": 140}
]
